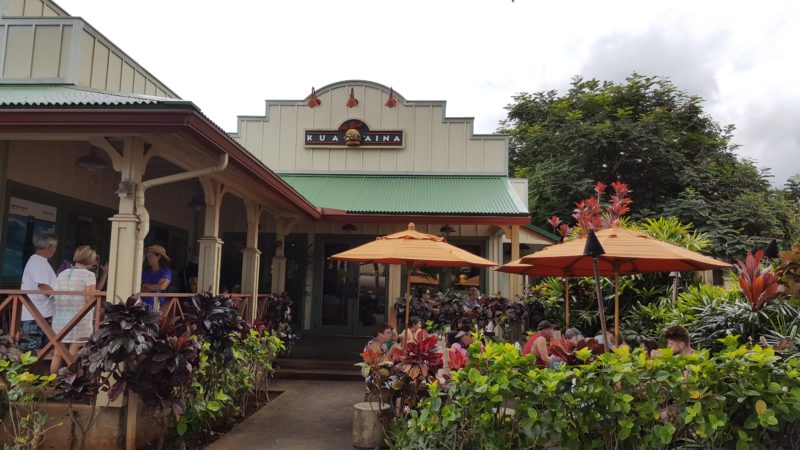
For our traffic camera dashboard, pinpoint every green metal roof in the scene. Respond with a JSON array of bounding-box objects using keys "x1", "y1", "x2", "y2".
[
  {"x1": 279, "y1": 175, "x2": 529, "y2": 216},
  {"x1": 526, "y1": 224, "x2": 561, "y2": 242},
  {"x1": 0, "y1": 85, "x2": 188, "y2": 107}
]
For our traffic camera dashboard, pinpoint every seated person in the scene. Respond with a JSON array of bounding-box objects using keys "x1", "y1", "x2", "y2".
[
  {"x1": 594, "y1": 330, "x2": 616, "y2": 351},
  {"x1": 661, "y1": 325, "x2": 694, "y2": 356},
  {"x1": 400, "y1": 316, "x2": 428, "y2": 345},
  {"x1": 364, "y1": 322, "x2": 394, "y2": 355},
  {"x1": 523, "y1": 320, "x2": 556, "y2": 368},
  {"x1": 564, "y1": 327, "x2": 584, "y2": 349},
  {"x1": 450, "y1": 330, "x2": 474, "y2": 352},
  {"x1": 639, "y1": 339, "x2": 659, "y2": 357}
]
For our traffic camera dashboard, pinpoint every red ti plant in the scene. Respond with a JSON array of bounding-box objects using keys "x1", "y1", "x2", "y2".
[
  {"x1": 548, "y1": 180, "x2": 632, "y2": 239},
  {"x1": 736, "y1": 249, "x2": 783, "y2": 311},
  {"x1": 397, "y1": 335, "x2": 443, "y2": 381},
  {"x1": 448, "y1": 345, "x2": 467, "y2": 371}
]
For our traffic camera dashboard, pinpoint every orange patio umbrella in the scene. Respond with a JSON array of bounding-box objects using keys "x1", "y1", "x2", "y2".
[
  {"x1": 500, "y1": 227, "x2": 731, "y2": 341},
  {"x1": 330, "y1": 223, "x2": 497, "y2": 330}
]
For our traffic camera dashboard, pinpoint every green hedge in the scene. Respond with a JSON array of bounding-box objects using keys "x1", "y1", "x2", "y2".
[{"x1": 391, "y1": 336, "x2": 800, "y2": 450}]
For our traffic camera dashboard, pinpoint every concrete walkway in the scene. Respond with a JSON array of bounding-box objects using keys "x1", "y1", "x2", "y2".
[{"x1": 206, "y1": 379, "x2": 365, "y2": 450}]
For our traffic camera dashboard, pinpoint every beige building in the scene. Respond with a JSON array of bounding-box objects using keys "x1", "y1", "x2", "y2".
[
  {"x1": 232, "y1": 81, "x2": 556, "y2": 335},
  {"x1": 0, "y1": 0, "x2": 556, "y2": 340}
]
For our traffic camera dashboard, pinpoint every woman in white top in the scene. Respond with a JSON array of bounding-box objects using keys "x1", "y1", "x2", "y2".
[{"x1": 50, "y1": 245, "x2": 107, "y2": 374}]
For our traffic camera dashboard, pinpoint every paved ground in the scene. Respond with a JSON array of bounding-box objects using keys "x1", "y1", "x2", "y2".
[{"x1": 206, "y1": 379, "x2": 365, "y2": 450}]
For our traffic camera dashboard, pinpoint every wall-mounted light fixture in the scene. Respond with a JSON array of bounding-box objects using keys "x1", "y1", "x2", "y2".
[
  {"x1": 115, "y1": 180, "x2": 135, "y2": 199},
  {"x1": 186, "y1": 195, "x2": 205, "y2": 211},
  {"x1": 75, "y1": 148, "x2": 109, "y2": 171},
  {"x1": 342, "y1": 223, "x2": 357, "y2": 233},
  {"x1": 439, "y1": 224, "x2": 455, "y2": 237}
]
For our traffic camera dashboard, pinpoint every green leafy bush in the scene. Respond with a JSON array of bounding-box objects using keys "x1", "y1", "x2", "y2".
[
  {"x1": 390, "y1": 338, "x2": 800, "y2": 449},
  {"x1": 0, "y1": 350, "x2": 59, "y2": 450}
]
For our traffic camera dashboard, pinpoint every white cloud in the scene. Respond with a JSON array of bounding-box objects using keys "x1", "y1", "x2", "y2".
[{"x1": 56, "y1": 0, "x2": 800, "y2": 184}]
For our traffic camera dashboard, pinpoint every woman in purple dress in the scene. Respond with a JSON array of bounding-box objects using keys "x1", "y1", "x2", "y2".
[{"x1": 141, "y1": 245, "x2": 172, "y2": 310}]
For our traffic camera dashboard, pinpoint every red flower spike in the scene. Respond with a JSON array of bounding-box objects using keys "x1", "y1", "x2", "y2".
[
  {"x1": 385, "y1": 88, "x2": 397, "y2": 108},
  {"x1": 346, "y1": 87, "x2": 359, "y2": 108},
  {"x1": 594, "y1": 181, "x2": 607, "y2": 196},
  {"x1": 735, "y1": 249, "x2": 783, "y2": 311},
  {"x1": 306, "y1": 87, "x2": 321, "y2": 108},
  {"x1": 549, "y1": 216, "x2": 562, "y2": 230}
]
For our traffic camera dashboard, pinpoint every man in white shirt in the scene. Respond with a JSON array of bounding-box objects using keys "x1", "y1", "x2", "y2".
[{"x1": 20, "y1": 233, "x2": 58, "y2": 351}]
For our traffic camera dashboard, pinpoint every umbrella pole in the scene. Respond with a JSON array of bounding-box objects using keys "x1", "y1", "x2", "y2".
[
  {"x1": 672, "y1": 275, "x2": 679, "y2": 302},
  {"x1": 614, "y1": 271, "x2": 620, "y2": 341},
  {"x1": 564, "y1": 278, "x2": 570, "y2": 328},
  {"x1": 404, "y1": 262, "x2": 412, "y2": 336},
  {"x1": 592, "y1": 257, "x2": 610, "y2": 353}
]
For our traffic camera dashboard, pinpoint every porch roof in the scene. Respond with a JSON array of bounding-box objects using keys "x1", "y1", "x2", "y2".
[
  {"x1": 0, "y1": 85, "x2": 189, "y2": 107},
  {"x1": 279, "y1": 174, "x2": 530, "y2": 216},
  {"x1": 0, "y1": 84, "x2": 321, "y2": 220}
]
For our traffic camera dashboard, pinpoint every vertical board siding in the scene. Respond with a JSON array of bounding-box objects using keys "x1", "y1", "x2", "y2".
[
  {"x1": 57, "y1": 24, "x2": 72, "y2": 79},
  {"x1": 448, "y1": 122, "x2": 467, "y2": 172},
  {"x1": 21, "y1": 0, "x2": 43, "y2": 16},
  {"x1": 278, "y1": 105, "x2": 297, "y2": 171},
  {"x1": 236, "y1": 84, "x2": 508, "y2": 176},
  {"x1": 89, "y1": 41, "x2": 109, "y2": 89},
  {"x1": 430, "y1": 106, "x2": 448, "y2": 171},
  {"x1": 76, "y1": 30, "x2": 93, "y2": 85},
  {"x1": 295, "y1": 106, "x2": 313, "y2": 170},
  {"x1": 31, "y1": 25, "x2": 60, "y2": 77},
  {"x1": 4, "y1": 25, "x2": 34, "y2": 77},
  {"x1": 412, "y1": 105, "x2": 432, "y2": 172},
  {"x1": 106, "y1": 52, "x2": 122, "y2": 91},
  {"x1": 6, "y1": 0, "x2": 25, "y2": 16}
]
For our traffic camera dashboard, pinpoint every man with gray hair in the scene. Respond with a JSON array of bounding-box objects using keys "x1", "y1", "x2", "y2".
[
  {"x1": 564, "y1": 328, "x2": 584, "y2": 347},
  {"x1": 20, "y1": 233, "x2": 58, "y2": 351}
]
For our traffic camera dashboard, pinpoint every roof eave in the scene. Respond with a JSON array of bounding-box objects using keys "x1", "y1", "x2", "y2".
[{"x1": 0, "y1": 106, "x2": 321, "y2": 220}]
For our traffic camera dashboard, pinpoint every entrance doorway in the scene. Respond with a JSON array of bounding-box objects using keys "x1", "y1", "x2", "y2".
[{"x1": 316, "y1": 239, "x2": 387, "y2": 336}]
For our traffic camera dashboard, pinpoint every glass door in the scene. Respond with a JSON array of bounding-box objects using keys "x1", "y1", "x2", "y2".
[{"x1": 318, "y1": 241, "x2": 387, "y2": 336}]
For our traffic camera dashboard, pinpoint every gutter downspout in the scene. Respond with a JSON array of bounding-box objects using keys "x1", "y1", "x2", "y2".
[{"x1": 132, "y1": 154, "x2": 229, "y2": 288}]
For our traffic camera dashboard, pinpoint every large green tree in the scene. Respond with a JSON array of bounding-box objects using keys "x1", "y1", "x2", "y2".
[{"x1": 503, "y1": 74, "x2": 800, "y2": 260}]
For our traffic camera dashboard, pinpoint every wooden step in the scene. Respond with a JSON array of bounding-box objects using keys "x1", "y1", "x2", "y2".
[
  {"x1": 277, "y1": 358, "x2": 359, "y2": 372},
  {"x1": 275, "y1": 367, "x2": 363, "y2": 382}
]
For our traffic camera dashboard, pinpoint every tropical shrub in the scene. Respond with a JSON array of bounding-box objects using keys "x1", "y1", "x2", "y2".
[
  {"x1": 776, "y1": 243, "x2": 800, "y2": 298},
  {"x1": 390, "y1": 337, "x2": 800, "y2": 449},
  {"x1": 0, "y1": 349, "x2": 59, "y2": 450}
]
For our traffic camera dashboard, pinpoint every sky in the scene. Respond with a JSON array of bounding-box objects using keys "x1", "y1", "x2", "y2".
[{"x1": 56, "y1": 0, "x2": 800, "y2": 186}]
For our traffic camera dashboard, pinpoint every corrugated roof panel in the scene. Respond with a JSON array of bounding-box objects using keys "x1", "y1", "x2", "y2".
[
  {"x1": 0, "y1": 85, "x2": 187, "y2": 107},
  {"x1": 279, "y1": 175, "x2": 530, "y2": 216}
]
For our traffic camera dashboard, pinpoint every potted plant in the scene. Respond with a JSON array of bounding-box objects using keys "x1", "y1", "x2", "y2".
[{"x1": 353, "y1": 348, "x2": 393, "y2": 449}]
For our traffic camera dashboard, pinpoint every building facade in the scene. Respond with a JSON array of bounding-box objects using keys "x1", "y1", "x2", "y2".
[
  {"x1": 0, "y1": 0, "x2": 556, "y2": 339},
  {"x1": 231, "y1": 81, "x2": 556, "y2": 335}
]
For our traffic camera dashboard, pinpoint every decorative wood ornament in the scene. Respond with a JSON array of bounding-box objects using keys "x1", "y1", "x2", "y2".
[
  {"x1": 346, "y1": 87, "x2": 359, "y2": 108},
  {"x1": 306, "y1": 87, "x2": 321, "y2": 108},
  {"x1": 385, "y1": 87, "x2": 397, "y2": 108}
]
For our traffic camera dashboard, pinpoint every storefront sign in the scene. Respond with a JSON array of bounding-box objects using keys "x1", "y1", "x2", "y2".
[{"x1": 304, "y1": 119, "x2": 403, "y2": 148}]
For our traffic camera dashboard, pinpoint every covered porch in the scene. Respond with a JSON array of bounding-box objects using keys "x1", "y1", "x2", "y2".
[{"x1": 0, "y1": 85, "x2": 320, "y2": 334}]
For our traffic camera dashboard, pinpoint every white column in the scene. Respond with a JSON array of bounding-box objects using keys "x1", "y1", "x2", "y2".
[
  {"x1": 241, "y1": 200, "x2": 262, "y2": 322},
  {"x1": 303, "y1": 231, "x2": 315, "y2": 330},
  {"x1": 197, "y1": 178, "x2": 224, "y2": 294},
  {"x1": 510, "y1": 224, "x2": 521, "y2": 301},
  {"x1": 106, "y1": 137, "x2": 146, "y2": 303}
]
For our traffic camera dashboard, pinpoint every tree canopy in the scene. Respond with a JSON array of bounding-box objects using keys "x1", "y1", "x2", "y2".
[{"x1": 503, "y1": 74, "x2": 800, "y2": 260}]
